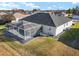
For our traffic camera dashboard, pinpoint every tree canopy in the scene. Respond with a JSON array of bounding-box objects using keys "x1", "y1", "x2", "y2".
[{"x1": 67, "y1": 6, "x2": 79, "y2": 15}]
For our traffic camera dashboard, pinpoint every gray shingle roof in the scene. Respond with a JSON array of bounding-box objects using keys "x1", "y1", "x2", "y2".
[
  {"x1": 50, "y1": 14, "x2": 72, "y2": 27},
  {"x1": 20, "y1": 13, "x2": 72, "y2": 27}
]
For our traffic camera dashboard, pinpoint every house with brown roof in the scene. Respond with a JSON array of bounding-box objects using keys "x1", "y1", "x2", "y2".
[{"x1": 12, "y1": 12, "x2": 30, "y2": 23}]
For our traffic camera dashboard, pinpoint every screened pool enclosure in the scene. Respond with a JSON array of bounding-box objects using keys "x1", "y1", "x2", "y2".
[{"x1": 7, "y1": 20, "x2": 41, "y2": 40}]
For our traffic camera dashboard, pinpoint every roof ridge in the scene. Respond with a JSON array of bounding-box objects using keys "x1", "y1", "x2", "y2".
[{"x1": 49, "y1": 13, "x2": 56, "y2": 27}]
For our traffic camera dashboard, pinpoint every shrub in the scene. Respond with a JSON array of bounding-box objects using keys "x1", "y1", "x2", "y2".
[{"x1": 0, "y1": 19, "x2": 10, "y2": 25}]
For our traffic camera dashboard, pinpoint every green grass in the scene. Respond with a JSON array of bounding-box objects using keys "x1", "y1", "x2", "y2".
[
  {"x1": 0, "y1": 25, "x2": 79, "y2": 55},
  {"x1": 24, "y1": 37, "x2": 58, "y2": 55},
  {"x1": 67, "y1": 15, "x2": 72, "y2": 19},
  {"x1": 59, "y1": 22, "x2": 79, "y2": 49},
  {"x1": 0, "y1": 32, "x2": 79, "y2": 55},
  {"x1": 0, "y1": 25, "x2": 6, "y2": 30},
  {"x1": 71, "y1": 22, "x2": 79, "y2": 28}
]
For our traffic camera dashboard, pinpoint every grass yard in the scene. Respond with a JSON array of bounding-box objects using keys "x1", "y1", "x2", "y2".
[
  {"x1": 71, "y1": 22, "x2": 79, "y2": 28},
  {"x1": 0, "y1": 29, "x2": 79, "y2": 55},
  {"x1": 0, "y1": 22, "x2": 79, "y2": 56},
  {"x1": 59, "y1": 21, "x2": 79, "y2": 50},
  {"x1": 0, "y1": 25, "x2": 6, "y2": 30}
]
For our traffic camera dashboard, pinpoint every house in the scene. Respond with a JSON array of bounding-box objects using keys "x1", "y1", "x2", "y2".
[
  {"x1": 0, "y1": 12, "x2": 7, "y2": 15},
  {"x1": 12, "y1": 12, "x2": 30, "y2": 23},
  {"x1": 72, "y1": 15, "x2": 79, "y2": 21},
  {"x1": 53, "y1": 11, "x2": 68, "y2": 17},
  {"x1": 6, "y1": 13, "x2": 73, "y2": 42},
  {"x1": 61, "y1": 12, "x2": 68, "y2": 17},
  {"x1": 21, "y1": 13, "x2": 73, "y2": 36}
]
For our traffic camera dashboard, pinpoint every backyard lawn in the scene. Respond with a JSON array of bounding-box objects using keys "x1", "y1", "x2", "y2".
[
  {"x1": 0, "y1": 22, "x2": 79, "y2": 55},
  {"x1": 0, "y1": 29, "x2": 79, "y2": 56}
]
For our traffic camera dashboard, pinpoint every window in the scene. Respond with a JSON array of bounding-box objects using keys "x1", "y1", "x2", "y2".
[
  {"x1": 49, "y1": 27, "x2": 51, "y2": 31},
  {"x1": 19, "y1": 29, "x2": 24, "y2": 36},
  {"x1": 64, "y1": 23, "x2": 68, "y2": 27},
  {"x1": 66, "y1": 23, "x2": 68, "y2": 26},
  {"x1": 26, "y1": 30, "x2": 30, "y2": 36},
  {"x1": 64, "y1": 24, "x2": 65, "y2": 27}
]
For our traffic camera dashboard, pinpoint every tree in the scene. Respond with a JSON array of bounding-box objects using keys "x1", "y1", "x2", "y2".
[
  {"x1": 66, "y1": 8, "x2": 73, "y2": 14},
  {"x1": 32, "y1": 9, "x2": 40, "y2": 13},
  {"x1": 72, "y1": 6, "x2": 79, "y2": 15},
  {"x1": 12, "y1": 9, "x2": 26, "y2": 14},
  {"x1": 75, "y1": 6, "x2": 79, "y2": 14},
  {"x1": 1, "y1": 14, "x2": 15, "y2": 22},
  {"x1": 67, "y1": 6, "x2": 79, "y2": 15},
  {"x1": 72, "y1": 8, "x2": 76, "y2": 14}
]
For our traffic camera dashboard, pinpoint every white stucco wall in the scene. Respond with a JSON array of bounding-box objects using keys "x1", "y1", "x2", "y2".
[
  {"x1": 42, "y1": 20, "x2": 73, "y2": 36},
  {"x1": 55, "y1": 20, "x2": 73, "y2": 36},
  {"x1": 11, "y1": 20, "x2": 73, "y2": 37},
  {"x1": 42, "y1": 25, "x2": 56, "y2": 35}
]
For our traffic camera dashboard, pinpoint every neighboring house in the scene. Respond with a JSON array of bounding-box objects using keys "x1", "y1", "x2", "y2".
[
  {"x1": 25, "y1": 11, "x2": 33, "y2": 14},
  {"x1": 61, "y1": 12, "x2": 68, "y2": 17},
  {"x1": 12, "y1": 12, "x2": 30, "y2": 23},
  {"x1": 6, "y1": 13, "x2": 73, "y2": 42},
  {"x1": 54, "y1": 11, "x2": 68, "y2": 17},
  {"x1": 6, "y1": 11, "x2": 13, "y2": 14},
  {"x1": 0, "y1": 12, "x2": 7, "y2": 15},
  {"x1": 72, "y1": 15, "x2": 79, "y2": 21}
]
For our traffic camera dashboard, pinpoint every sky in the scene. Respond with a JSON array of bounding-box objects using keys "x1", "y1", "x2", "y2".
[{"x1": 0, "y1": 2, "x2": 79, "y2": 10}]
